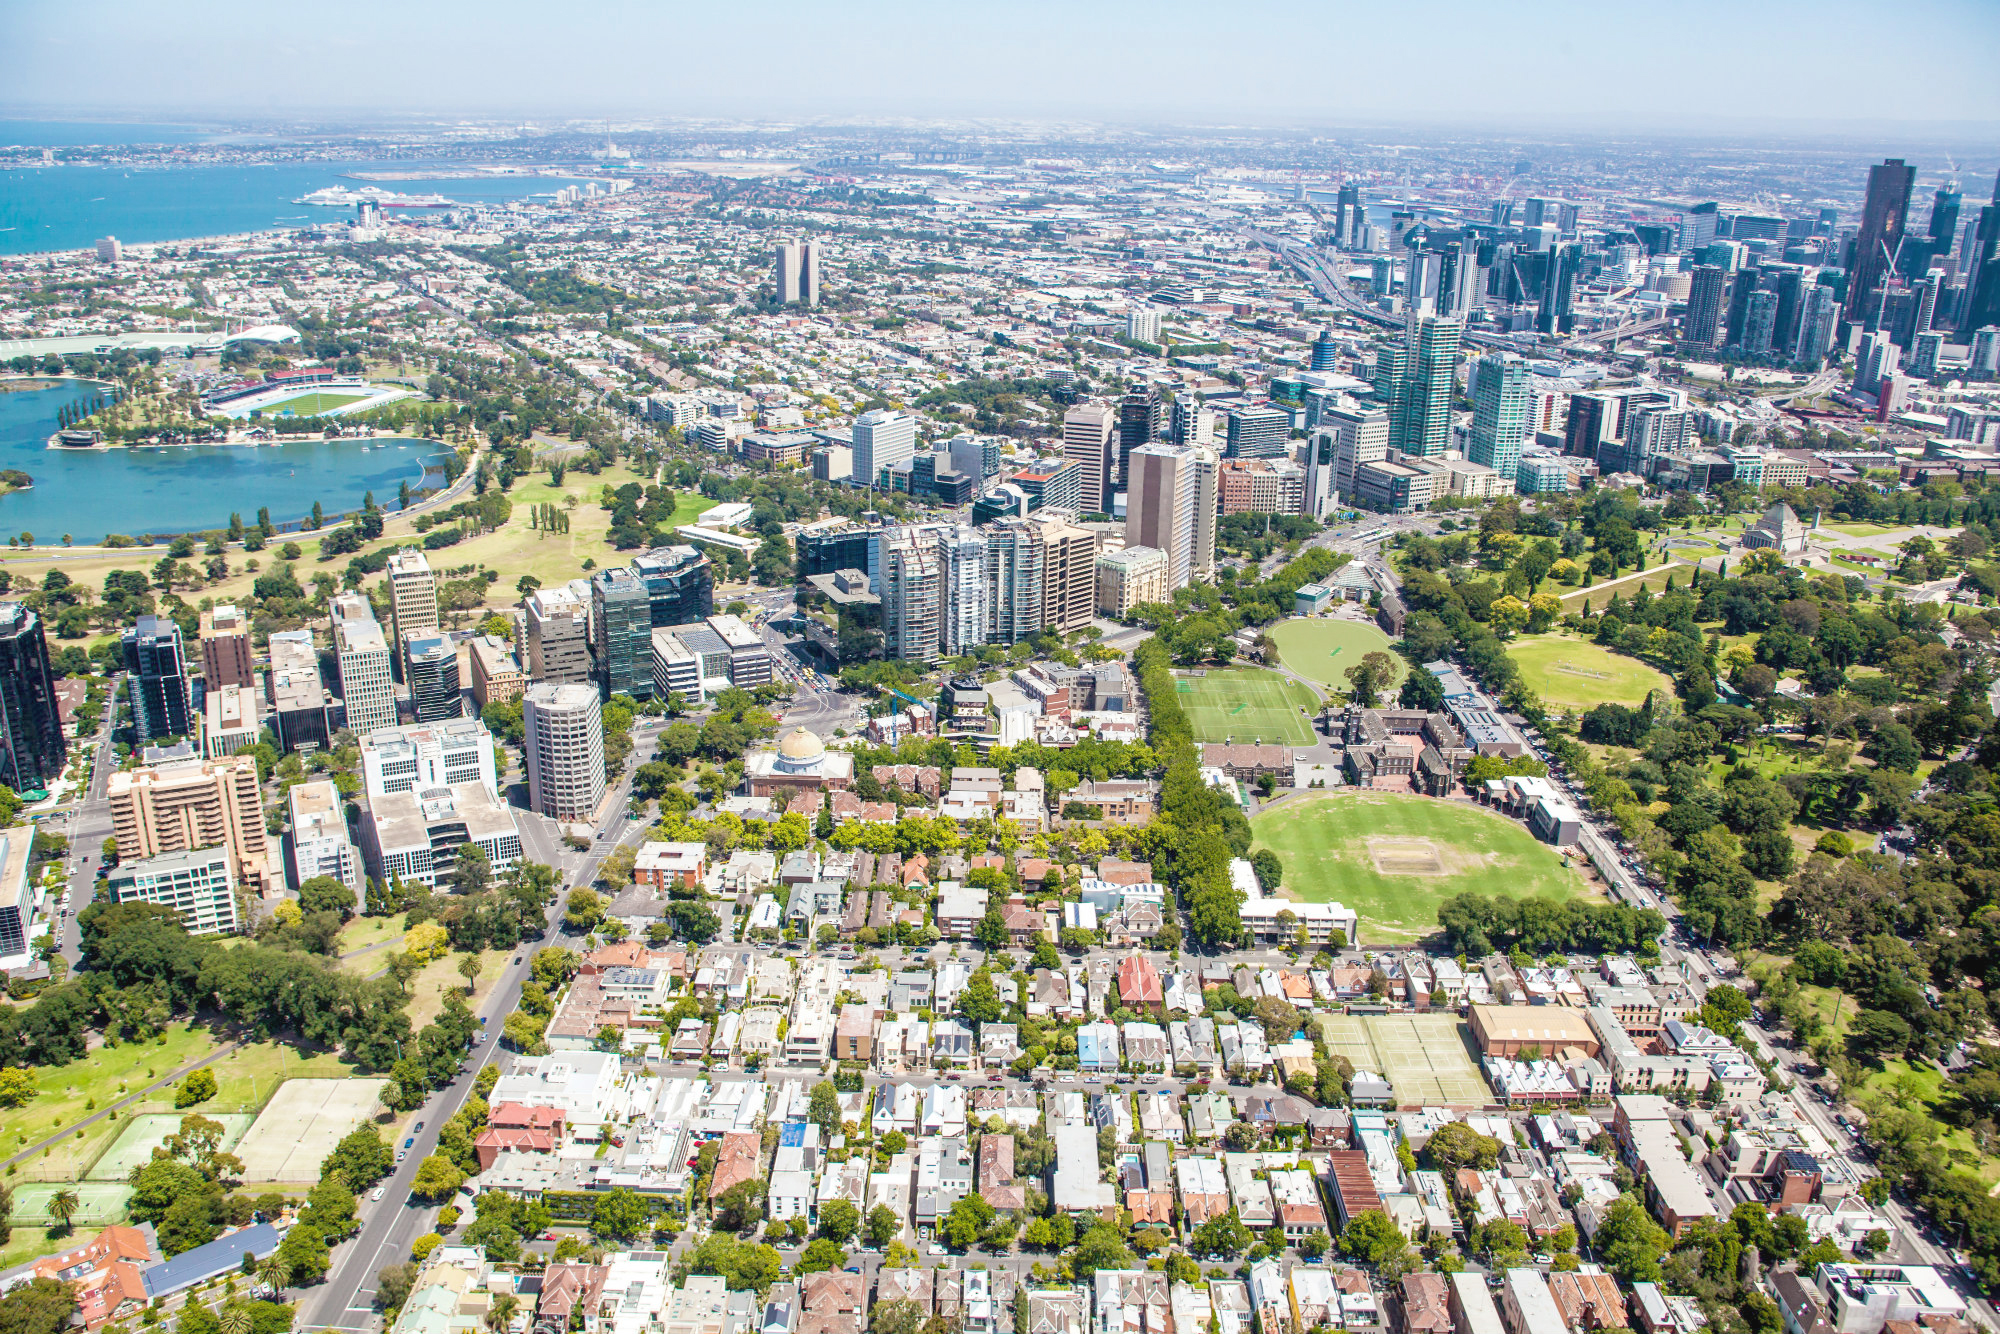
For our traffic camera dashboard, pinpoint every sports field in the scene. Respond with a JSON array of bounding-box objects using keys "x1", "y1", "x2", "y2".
[
  {"x1": 1315, "y1": 1013, "x2": 1490, "y2": 1107},
  {"x1": 1269, "y1": 618, "x2": 1403, "y2": 693},
  {"x1": 1508, "y1": 633, "x2": 1671, "y2": 712},
  {"x1": 89, "y1": 1112, "x2": 255, "y2": 1182},
  {"x1": 235, "y1": 1078, "x2": 386, "y2": 1182},
  {"x1": 12, "y1": 1182, "x2": 132, "y2": 1226},
  {"x1": 1174, "y1": 668, "x2": 1318, "y2": 746},
  {"x1": 269, "y1": 391, "x2": 370, "y2": 416},
  {"x1": 1251, "y1": 793, "x2": 1592, "y2": 942}
]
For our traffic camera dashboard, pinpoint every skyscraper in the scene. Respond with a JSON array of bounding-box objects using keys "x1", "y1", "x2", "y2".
[
  {"x1": 1125, "y1": 443, "x2": 1213, "y2": 591},
  {"x1": 1743, "y1": 289, "x2": 1779, "y2": 355},
  {"x1": 1335, "y1": 183, "x2": 1362, "y2": 247},
  {"x1": 1794, "y1": 284, "x2": 1841, "y2": 366},
  {"x1": 852, "y1": 409, "x2": 917, "y2": 489},
  {"x1": 800, "y1": 239, "x2": 821, "y2": 307},
  {"x1": 1375, "y1": 315, "x2": 1462, "y2": 458},
  {"x1": 523, "y1": 681, "x2": 604, "y2": 822},
  {"x1": 199, "y1": 604, "x2": 254, "y2": 690},
  {"x1": 631, "y1": 545, "x2": 715, "y2": 628},
  {"x1": 591, "y1": 567, "x2": 652, "y2": 699},
  {"x1": 1682, "y1": 202, "x2": 1720, "y2": 255},
  {"x1": 1116, "y1": 389, "x2": 1166, "y2": 491},
  {"x1": 524, "y1": 582, "x2": 594, "y2": 684},
  {"x1": 1537, "y1": 243, "x2": 1581, "y2": 334},
  {"x1": 1225, "y1": 404, "x2": 1291, "y2": 460},
  {"x1": 1468, "y1": 354, "x2": 1531, "y2": 485},
  {"x1": 1845, "y1": 158, "x2": 1917, "y2": 322},
  {"x1": 1960, "y1": 176, "x2": 2000, "y2": 336},
  {"x1": 1684, "y1": 265, "x2": 1730, "y2": 349},
  {"x1": 1318, "y1": 405, "x2": 1389, "y2": 501},
  {"x1": 985, "y1": 512, "x2": 1094, "y2": 640},
  {"x1": 403, "y1": 633, "x2": 462, "y2": 722},
  {"x1": 938, "y1": 527, "x2": 987, "y2": 658},
  {"x1": 1171, "y1": 397, "x2": 1214, "y2": 447},
  {"x1": 1310, "y1": 329, "x2": 1340, "y2": 371},
  {"x1": 880, "y1": 528, "x2": 942, "y2": 663},
  {"x1": 123, "y1": 615, "x2": 192, "y2": 742},
  {"x1": 0, "y1": 604, "x2": 64, "y2": 795},
  {"x1": 774, "y1": 239, "x2": 821, "y2": 306},
  {"x1": 331, "y1": 593, "x2": 396, "y2": 735},
  {"x1": 1062, "y1": 402, "x2": 1117, "y2": 514}
]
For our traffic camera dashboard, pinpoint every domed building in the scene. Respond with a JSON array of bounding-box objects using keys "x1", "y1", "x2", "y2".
[{"x1": 745, "y1": 726, "x2": 855, "y2": 799}]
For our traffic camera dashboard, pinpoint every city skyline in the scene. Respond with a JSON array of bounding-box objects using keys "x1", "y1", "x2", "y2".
[{"x1": 3, "y1": 0, "x2": 1996, "y2": 131}]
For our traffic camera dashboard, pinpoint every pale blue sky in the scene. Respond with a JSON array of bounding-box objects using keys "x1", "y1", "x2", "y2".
[{"x1": 5, "y1": 0, "x2": 1997, "y2": 130}]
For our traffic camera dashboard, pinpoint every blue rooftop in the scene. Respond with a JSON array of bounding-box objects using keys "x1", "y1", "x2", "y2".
[{"x1": 143, "y1": 1223, "x2": 280, "y2": 1298}]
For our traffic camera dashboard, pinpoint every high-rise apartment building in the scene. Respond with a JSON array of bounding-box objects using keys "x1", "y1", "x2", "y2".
[
  {"x1": 525, "y1": 580, "x2": 595, "y2": 684},
  {"x1": 0, "y1": 604, "x2": 64, "y2": 795},
  {"x1": 386, "y1": 549, "x2": 439, "y2": 660},
  {"x1": 199, "y1": 603, "x2": 254, "y2": 689},
  {"x1": 330, "y1": 593, "x2": 396, "y2": 736},
  {"x1": 774, "y1": 238, "x2": 822, "y2": 306},
  {"x1": 123, "y1": 614, "x2": 193, "y2": 742},
  {"x1": 852, "y1": 409, "x2": 917, "y2": 489},
  {"x1": 266, "y1": 629, "x2": 330, "y2": 754},
  {"x1": 107, "y1": 752, "x2": 272, "y2": 897},
  {"x1": 590, "y1": 566, "x2": 652, "y2": 699},
  {"x1": 524, "y1": 682, "x2": 605, "y2": 822},
  {"x1": 1094, "y1": 546, "x2": 1169, "y2": 618},
  {"x1": 108, "y1": 848, "x2": 238, "y2": 936},
  {"x1": 467, "y1": 635, "x2": 524, "y2": 710},
  {"x1": 1375, "y1": 316, "x2": 1462, "y2": 459},
  {"x1": 1171, "y1": 397, "x2": 1215, "y2": 448},
  {"x1": 938, "y1": 528, "x2": 987, "y2": 659},
  {"x1": 880, "y1": 529, "x2": 943, "y2": 663},
  {"x1": 1468, "y1": 353, "x2": 1532, "y2": 485},
  {"x1": 1845, "y1": 158, "x2": 1917, "y2": 322},
  {"x1": 1127, "y1": 306, "x2": 1162, "y2": 344},
  {"x1": 1224, "y1": 404, "x2": 1291, "y2": 460},
  {"x1": 286, "y1": 778, "x2": 361, "y2": 905},
  {"x1": 985, "y1": 513, "x2": 1096, "y2": 645},
  {"x1": 1538, "y1": 243, "x2": 1581, "y2": 334},
  {"x1": 1960, "y1": 173, "x2": 2000, "y2": 336},
  {"x1": 1062, "y1": 402, "x2": 1118, "y2": 514},
  {"x1": 1683, "y1": 265, "x2": 1730, "y2": 349},
  {"x1": 1217, "y1": 459, "x2": 1305, "y2": 515},
  {"x1": 403, "y1": 632, "x2": 462, "y2": 722},
  {"x1": 1794, "y1": 285, "x2": 1841, "y2": 366}
]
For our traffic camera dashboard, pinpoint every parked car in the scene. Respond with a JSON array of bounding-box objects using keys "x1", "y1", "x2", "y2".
[{"x1": 371, "y1": 1186, "x2": 385, "y2": 1202}]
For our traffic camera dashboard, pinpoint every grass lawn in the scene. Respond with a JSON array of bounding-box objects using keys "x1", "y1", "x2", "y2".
[
  {"x1": 1174, "y1": 667, "x2": 1319, "y2": 746},
  {"x1": 267, "y1": 391, "x2": 369, "y2": 416},
  {"x1": 399, "y1": 948, "x2": 511, "y2": 1029},
  {"x1": 1827, "y1": 521, "x2": 1907, "y2": 538},
  {"x1": 1268, "y1": 618, "x2": 1402, "y2": 693},
  {"x1": 1508, "y1": 633, "x2": 1672, "y2": 712},
  {"x1": 337, "y1": 912, "x2": 408, "y2": 957},
  {"x1": 1558, "y1": 562, "x2": 1699, "y2": 610},
  {"x1": 1856, "y1": 1058, "x2": 2000, "y2": 1185},
  {"x1": 0, "y1": 457, "x2": 684, "y2": 631},
  {"x1": 0, "y1": 1230, "x2": 76, "y2": 1273},
  {"x1": 1251, "y1": 793, "x2": 1596, "y2": 942}
]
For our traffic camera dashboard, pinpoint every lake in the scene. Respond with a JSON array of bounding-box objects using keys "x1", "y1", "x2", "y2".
[
  {"x1": 0, "y1": 380, "x2": 447, "y2": 543},
  {"x1": 0, "y1": 160, "x2": 599, "y2": 256}
]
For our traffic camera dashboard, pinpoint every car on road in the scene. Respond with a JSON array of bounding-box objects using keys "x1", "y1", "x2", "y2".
[
  {"x1": 415, "y1": 1121, "x2": 425, "y2": 1131},
  {"x1": 396, "y1": 1149, "x2": 407, "y2": 1162},
  {"x1": 404, "y1": 1136, "x2": 416, "y2": 1152},
  {"x1": 371, "y1": 1186, "x2": 385, "y2": 1201}
]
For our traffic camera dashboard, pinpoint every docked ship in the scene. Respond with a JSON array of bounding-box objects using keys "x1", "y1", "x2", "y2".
[{"x1": 295, "y1": 185, "x2": 455, "y2": 208}]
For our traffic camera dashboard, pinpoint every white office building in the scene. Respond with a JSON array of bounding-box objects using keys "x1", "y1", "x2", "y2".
[
  {"x1": 852, "y1": 409, "x2": 917, "y2": 489},
  {"x1": 330, "y1": 594, "x2": 396, "y2": 736},
  {"x1": 107, "y1": 848, "x2": 239, "y2": 936},
  {"x1": 360, "y1": 718, "x2": 499, "y2": 802},
  {"x1": 287, "y1": 778, "x2": 362, "y2": 904}
]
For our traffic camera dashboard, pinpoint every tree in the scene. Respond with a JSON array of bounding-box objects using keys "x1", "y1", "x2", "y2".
[
  {"x1": 1595, "y1": 1196, "x2": 1671, "y2": 1284},
  {"x1": 1344, "y1": 651, "x2": 1399, "y2": 707},
  {"x1": 592, "y1": 1187, "x2": 649, "y2": 1242},
  {"x1": 714, "y1": 1179, "x2": 766, "y2": 1233},
  {"x1": 866, "y1": 1202, "x2": 901, "y2": 1248},
  {"x1": 410, "y1": 1154, "x2": 464, "y2": 1201},
  {"x1": 1847, "y1": 1009, "x2": 1914, "y2": 1062},
  {"x1": 218, "y1": 1307, "x2": 253, "y2": 1334},
  {"x1": 940, "y1": 1193, "x2": 995, "y2": 1250},
  {"x1": 44, "y1": 1188, "x2": 79, "y2": 1235},
  {"x1": 0, "y1": 1279, "x2": 76, "y2": 1334},
  {"x1": 1425, "y1": 1121, "x2": 1502, "y2": 1172},
  {"x1": 303, "y1": 1176, "x2": 359, "y2": 1241},
  {"x1": 1340, "y1": 1211, "x2": 1407, "y2": 1266},
  {"x1": 1070, "y1": 1221, "x2": 1135, "y2": 1279},
  {"x1": 872, "y1": 1299, "x2": 927, "y2": 1334},
  {"x1": 809, "y1": 1081, "x2": 842, "y2": 1138},
  {"x1": 795, "y1": 1238, "x2": 848, "y2": 1275},
  {"x1": 275, "y1": 1223, "x2": 330, "y2": 1285},
  {"x1": 818, "y1": 1197, "x2": 860, "y2": 1243},
  {"x1": 1189, "y1": 1208, "x2": 1253, "y2": 1259},
  {"x1": 0, "y1": 1069, "x2": 36, "y2": 1109},
  {"x1": 565, "y1": 888, "x2": 607, "y2": 933},
  {"x1": 374, "y1": 1262, "x2": 421, "y2": 1315},
  {"x1": 298, "y1": 875, "x2": 356, "y2": 919},
  {"x1": 322, "y1": 1125, "x2": 393, "y2": 1189},
  {"x1": 457, "y1": 953, "x2": 482, "y2": 994},
  {"x1": 257, "y1": 1253, "x2": 292, "y2": 1297},
  {"x1": 176, "y1": 1067, "x2": 218, "y2": 1108},
  {"x1": 404, "y1": 921, "x2": 450, "y2": 963}
]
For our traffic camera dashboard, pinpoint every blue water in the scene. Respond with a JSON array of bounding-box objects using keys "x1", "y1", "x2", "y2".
[
  {"x1": 0, "y1": 161, "x2": 599, "y2": 255},
  {"x1": 0, "y1": 120, "x2": 225, "y2": 146},
  {"x1": 0, "y1": 380, "x2": 446, "y2": 542}
]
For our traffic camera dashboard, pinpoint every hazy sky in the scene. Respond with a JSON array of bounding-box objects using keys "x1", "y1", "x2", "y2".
[{"x1": 6, "y1": 0, "x2": 1998, "y2": 130}]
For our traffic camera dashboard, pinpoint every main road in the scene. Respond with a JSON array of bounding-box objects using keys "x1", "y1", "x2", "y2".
[{"x1": 307, "y1": 729, "x2": 662, "y2": 1332}]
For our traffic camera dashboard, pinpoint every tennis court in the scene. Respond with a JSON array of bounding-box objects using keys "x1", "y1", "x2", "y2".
[
  {"x1": 89, "y1": 1112, "x2": 256, "y2": 1182},
  {"x1": 12, "y1": 1181, "x2": 133, "y2": 1226},
  {"x1": 1315, "y1": 1012, "x2": 1491, "y2": 1107},
  {"x1": 1174, "y1": 668, "x2": 1318, "y2": 746},
  {"x1": 235, "y1": 1078, "x2": 387, "y2": 1182}
]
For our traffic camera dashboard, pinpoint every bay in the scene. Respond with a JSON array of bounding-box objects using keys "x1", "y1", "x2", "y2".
[
  {"x1": 0, "y1": 160, "x2": 598, "y2": 256},
  {"x1": 0, "y1": 380, "x2": 446, "y2": 543}
]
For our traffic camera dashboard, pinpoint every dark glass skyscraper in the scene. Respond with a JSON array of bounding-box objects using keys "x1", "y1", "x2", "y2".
[
  {"x1": 1960, "y1": 172, "x2": 2000, "y2": 336},
  {"x1": 1844, "y1": 158, "x2": 1916, "y2": 322},
  {"x1": 1684, "y1": 265, "x2": 1730, "y2": 349},
  {"x1": 591, "y1": 566, "x2": 654, "y2": 700},
  {"x1": 122, "y1": 614, "x2": 192, "y2": 742},
  {"x1": 632, "y1": 544, "x2": 715, "y2": 631},
  {"x1": 0, "y1": 604, "x2": 65, "y2": 795},
  {"x1": 1116, "y1": 389, "x2": 1166, "y2": 489}
]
